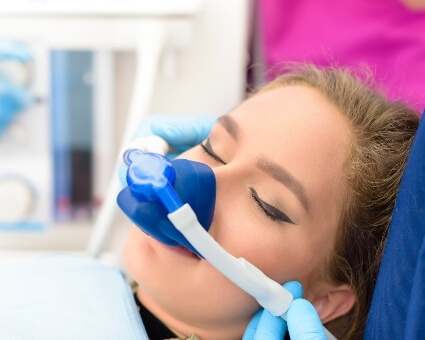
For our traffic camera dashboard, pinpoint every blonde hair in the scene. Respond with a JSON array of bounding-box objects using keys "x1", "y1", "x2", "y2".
[{"x1": 258, "y1": 64, "x2": 420, "y2": 339}]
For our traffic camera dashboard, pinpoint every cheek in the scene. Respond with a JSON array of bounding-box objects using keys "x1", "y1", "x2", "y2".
[
  {"x1": 212, "y1": 202, "x2": 329, "y2": 288},
  {"x1": 122, "y1": 228, "x2": 145, "y2": 282},
  {"x1": 123, "y1": 227, "x2": 158, "y2": 285}
]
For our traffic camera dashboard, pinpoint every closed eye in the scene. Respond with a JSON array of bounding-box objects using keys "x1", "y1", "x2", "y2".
[
  {"x1": 201, "y1": 138, "x2": 294, "y2": 224},
  {"x1": 250, "y1": 187, "x2": 295, "y2": 224},
  {"x1": 200, "y1": 138, "x2": 227, "y2": 165}
]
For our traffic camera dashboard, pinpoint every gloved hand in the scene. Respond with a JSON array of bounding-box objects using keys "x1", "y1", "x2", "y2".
[
  {"x1": 243, "y1": 281, "x2": 326, "y2": 340},
  {"x1": 286, "y1": 299, "x2": 327, "y2": 340},
  {"x1": 135, "y1": 115, "x2": 216, "y2": 157},
  {"x1": 119, "y1": 115, "x2": 216, "y2": 185}
]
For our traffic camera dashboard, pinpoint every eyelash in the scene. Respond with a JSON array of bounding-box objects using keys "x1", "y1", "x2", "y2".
[
  {"x1": 250, "y1": 188, "x2": 294, "y2": 224},
  {"x1": 200, "y1": 139, "x2": 226, "y2": 164},
  {"x1": 201, "y1": 139, "x2": 294, "y2": 225}
]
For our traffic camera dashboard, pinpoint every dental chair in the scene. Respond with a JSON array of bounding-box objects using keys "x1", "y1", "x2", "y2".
[{"x1": 363, "y1": 110, "x2": 425, "y2": 339}]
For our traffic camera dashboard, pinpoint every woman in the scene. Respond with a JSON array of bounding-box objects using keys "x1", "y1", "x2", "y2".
[{"x1": 123, "y1": 65, "x2": 420, "y2": 339}]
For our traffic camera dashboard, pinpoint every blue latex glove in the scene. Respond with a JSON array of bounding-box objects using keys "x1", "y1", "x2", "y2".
[
  {"x1": 243, "y1": 281, "x2": 326, "y2": 340},
  {"x1": 135, "y1": 115, "x2": 216, "y2": 158},
  {"x1": 287, "y1": 300, "x2": 327, "y2": 340},
  {"x1": 119, "y1": 115, "x2": 216, "y2": 185}
]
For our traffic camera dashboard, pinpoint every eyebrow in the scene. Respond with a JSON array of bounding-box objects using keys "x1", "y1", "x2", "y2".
[
  {"x1": 256, "y1": 156, "x2": 309, "y2": 212},
  {"x1": 218, "y1": 115, "x2": 239, "y2": 140},
  {"x1": 218, "y1": 114, "x2": 309, "y2": 211}
]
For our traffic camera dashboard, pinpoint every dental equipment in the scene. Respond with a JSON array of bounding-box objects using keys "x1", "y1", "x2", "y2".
[{"x1": 117, "y1": 137, "x2": 337, "y2": 340}]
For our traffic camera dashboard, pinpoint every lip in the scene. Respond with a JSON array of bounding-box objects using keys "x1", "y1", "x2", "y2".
[{"x1": 160, "y1": 243, "x2": 201, "y2": 260}]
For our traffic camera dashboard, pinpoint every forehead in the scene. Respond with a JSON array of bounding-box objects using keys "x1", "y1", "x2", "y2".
[
  {"x1": 232, "y1": 85, "x2": 345, "y2": 133},
  {"x1": 228, "y1": 85, "x2": 351, "y2": 217}
]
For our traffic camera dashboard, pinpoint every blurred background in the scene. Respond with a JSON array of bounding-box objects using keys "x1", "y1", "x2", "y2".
[{"x1": 0, "y1": 0, "x2": 255, "y2": 265}]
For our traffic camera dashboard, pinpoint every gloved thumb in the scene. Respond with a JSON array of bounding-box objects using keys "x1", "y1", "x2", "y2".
[
  {"x1": 243, "y1": 281, "x2": 303, "y2": 340},
  {"x1": 287, "y1": 299, "x2": 327, "y2": 340}
]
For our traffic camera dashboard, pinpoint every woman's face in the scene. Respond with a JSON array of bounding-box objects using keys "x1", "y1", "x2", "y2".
[{"x1": 123, "y1": 85, "x2": 352, "y2": 339}]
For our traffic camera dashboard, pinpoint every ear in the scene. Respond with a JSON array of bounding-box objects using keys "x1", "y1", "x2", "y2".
[{"x1": 309, "y1": 283, "x2": 356, "y2": 324}]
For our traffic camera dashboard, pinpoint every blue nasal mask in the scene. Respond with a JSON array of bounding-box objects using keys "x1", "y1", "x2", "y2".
[
  {"x1": 117, "y1": 149, "x2": 215, "y2": 257},
  {"x1": 117, "y1": 136, "x2": 336, "y2": 340}
]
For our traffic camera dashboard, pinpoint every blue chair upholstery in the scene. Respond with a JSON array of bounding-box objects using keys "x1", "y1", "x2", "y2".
[{"x1": 364, "y1": 111, "x2": 425, "y2": 339}]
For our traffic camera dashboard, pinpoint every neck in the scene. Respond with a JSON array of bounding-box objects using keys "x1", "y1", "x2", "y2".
[{"x1": 136, "y1": 287, "x2": 247, "y2": 340}]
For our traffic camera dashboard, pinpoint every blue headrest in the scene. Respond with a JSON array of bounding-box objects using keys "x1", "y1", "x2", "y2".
[{"x1": 364, "y1": 111, "x2": 425, "y2": 339}]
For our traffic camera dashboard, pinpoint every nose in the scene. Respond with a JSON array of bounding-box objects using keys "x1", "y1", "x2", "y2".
[{"x1": 205, "y1": 161, "x2": 244, "y2": 234}]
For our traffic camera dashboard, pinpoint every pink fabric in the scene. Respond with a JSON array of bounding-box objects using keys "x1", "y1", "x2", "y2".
[{"x1": 259, "y1": 0, "x2": 425, "y2": 112}]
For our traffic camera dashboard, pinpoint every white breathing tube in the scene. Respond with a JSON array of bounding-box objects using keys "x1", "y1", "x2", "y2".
[{"x1": 122, "y1": 136, "x2": 337, "y2": 340}]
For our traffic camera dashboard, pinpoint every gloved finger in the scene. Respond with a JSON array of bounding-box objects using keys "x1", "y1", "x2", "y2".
[
  {"x1": 283, "y1": 280, "x2": 303, "y2": 300},
  {"x1": 251, "y1": 281, "x2": 303, "y2": 340},
  {"x1": 252, "y1": 309, "x2": 287, "y2": 340},
  {"x1": 241, "y1": 281, "x2": 303, "y2": 340},
  {"x1": 242, "y1": 309, "x2": 263, "y2": 340},
  {"x1": 151, "y1": 115, "x2": 216, "y2": 147},
  {"x1": 287, "y1": 299, "x2": 326, "y2": 340}
]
